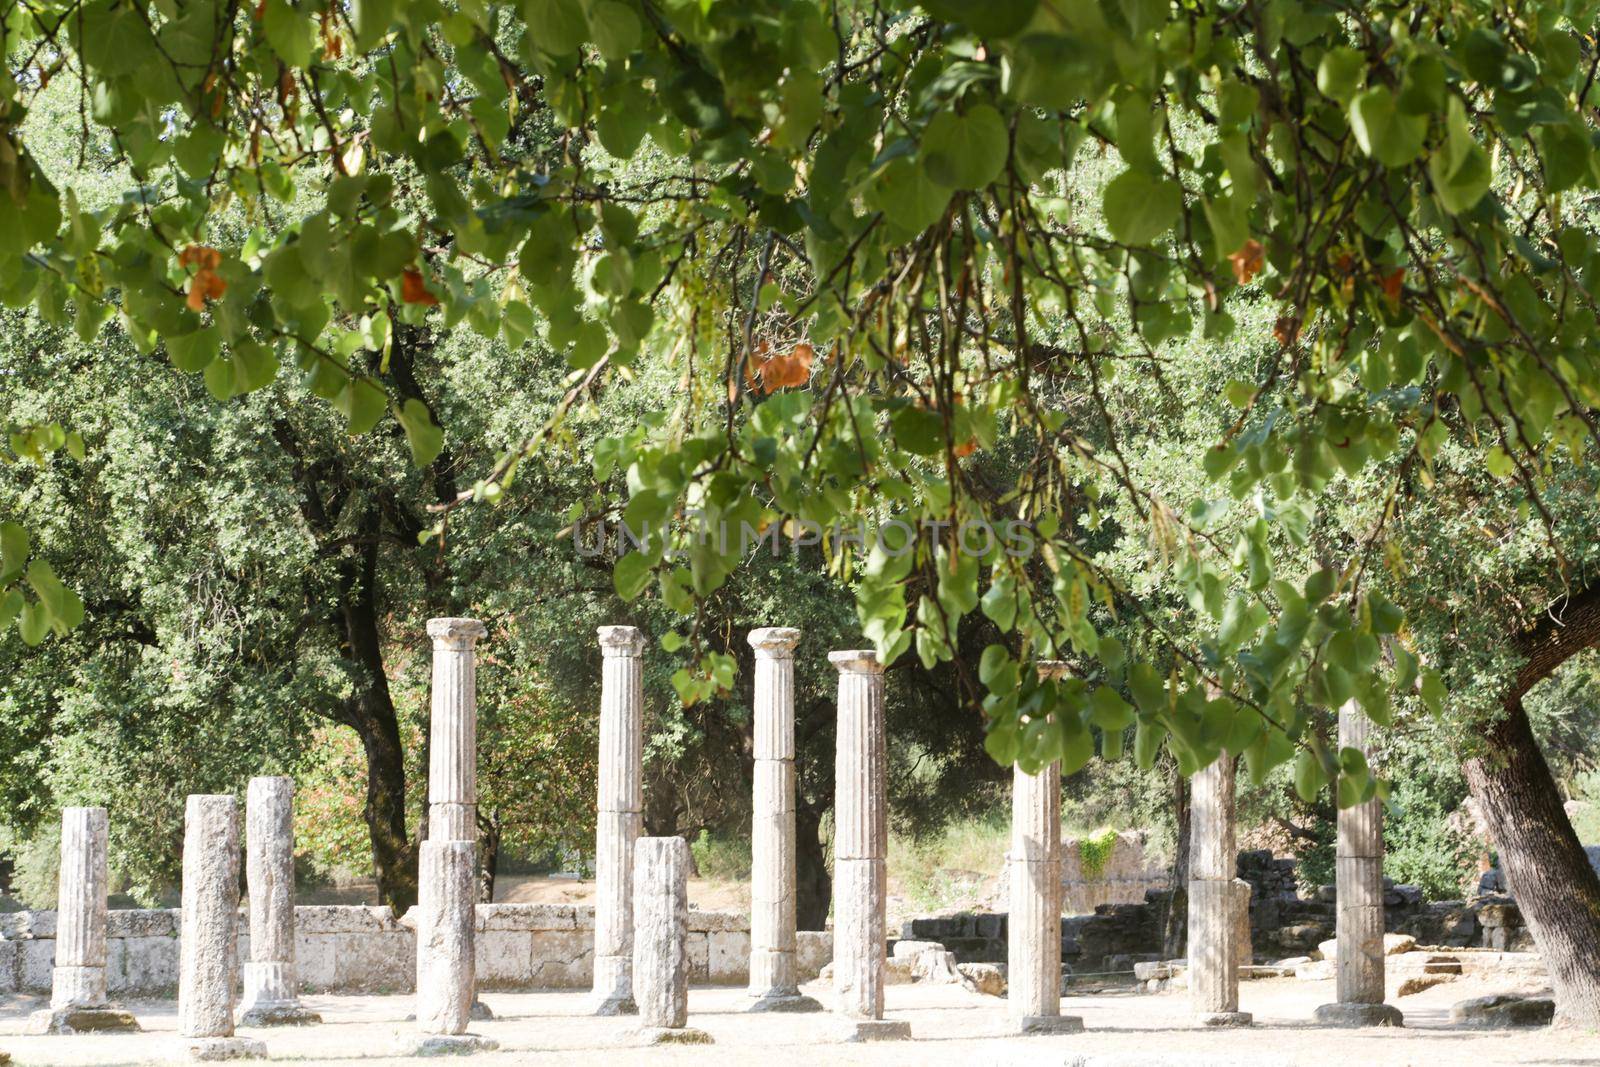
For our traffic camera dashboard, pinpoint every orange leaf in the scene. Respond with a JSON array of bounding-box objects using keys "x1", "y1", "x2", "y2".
[
  {"x1": 179, "y1": 244, "x2": 222, "y2": 270},
  {"x1": 1227, "y1": 239, "x2": 1265, "y2": 285},
  {"x1": 402, "y1": 268, "x2": 439, "y2": 306},
  {"x1": 953, "y1": 439, "x2": 978, "y2": 458},
  {"x1": 186, "y1": 267, "x2": 227, "y2": 311},
  {"x1": 1379, "y1": 268, "x2": 1404, "y2": 302},
  {"x1": 747, "y1": 340, "x2": 814, "y2": 393}
]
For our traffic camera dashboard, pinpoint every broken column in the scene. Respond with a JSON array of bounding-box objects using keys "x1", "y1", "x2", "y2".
[
  {"x1": 830, "y1": 650, "x2": 910, "y2": 1042},
  {"x1": 592, "y1": 624, "x2": 645, "y2": 1015},
  {"x1": 398, "y1": 840, "x2": 497, "y2": 1055},
  {"x1": 1188, "y1": 752, "x2": 1251, "y2": 1027},
  {"x1": 627, "y1": 837, "x2": 712, "y2": 1045},
  {"x1": 240, "y1": 776, "x2": 319, "y2": 1026},
  {"x1": 746, "y1": 627, "x2": 821, "y2": 1013},
  {"x1": 426, "y1": 617, "x2": 488, "y2": 844},
  {"x1": 175, "y1": 795, "x2": 265, "y2": 1061},
  {"x1": 1007, "y1": 661, "x2": 1084, "y2": 1035},
  {"x1": 28, "y1": 807, "x2": 140, "y2": 1034},
  {"x1": 1314, "y1": 701, "x2": 1403, "y2": 1028}
]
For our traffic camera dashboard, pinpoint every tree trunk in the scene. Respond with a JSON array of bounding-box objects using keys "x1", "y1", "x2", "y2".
[
  {"x1": 1162, "y1": 766, "x2": 1191, "y2": 960},
  {"x1": 795, "y1": 805, "x2": 831, "y2": 931},
  {"x1": 478, "y1": 814, "x2": 500, "y2": 903},
  {"x1": 1458, "y1": 582, "x2": 1600, "y2": 1028},
  {"x1": 1462, "y1": 698, "x2": 1600, "y2": 1028},
  {"x1": 339, "y1": 516, "x2": 417, "y2": 915}
]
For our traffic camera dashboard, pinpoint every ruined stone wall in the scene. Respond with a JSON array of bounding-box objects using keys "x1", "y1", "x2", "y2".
[{"x1": 0, "y1": 904, "x2": 832, "y2": 997}]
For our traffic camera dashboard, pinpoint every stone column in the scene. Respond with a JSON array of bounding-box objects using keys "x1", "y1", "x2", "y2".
[
  {"x1": 240, "y1": 777, "x2": 319, "y2": 1026},
  {"x1": 592, "y1": 625, "x2": 645, "y2": 1015},
  {"x1": 746, "y1": 628, "x2": 822, "y2": 1013},
  {"x1": 175, "y1": 795, "x2": 265, "y2": 1061},
  {"x1": 410, "y1": 617, "x2": 495, "y2": 1043},
  {"x1": 1188, "y1": 753, "x2": 1251, "y2": 1027},
  {"x1": 426, "y1": 617, "x2": 487, "y2": 844},
  {"x1": 830, "y1": 650, "x2": 909, "y2": 1042},
  {"x1": 1315, "y1": 701, "x2": 1403, "y2": 1027},
  {"x1": 1007, "y1": 661, "x2": 1084, "y2": 1035},
  {"x1": 627, "y1": 837, "x2": 713, "y2": 1045},
  {"x1": 396, "y1": 840, "x2": 498, "y2": 1055},
  {"x1": 29, "y1": 807, "x2": 139, "y2": 1034}
]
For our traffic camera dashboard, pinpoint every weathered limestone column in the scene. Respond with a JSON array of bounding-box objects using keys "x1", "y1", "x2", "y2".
[
  {"x1": 239, "y1": 777, "x2": 319, "y2": 1027},
  {"x1": 426, "y1": 617, "x2": 488, "y2": 844},
  {"x1": 175, "y1": 795, "x2": 266, "y2": 1061},
  {"x1": 1007, "y1": 661, "x2": 1084, "y2": 1035},
  {"x1": 625, "y1": 837, "x2": 713, "y2": 1045},
  {"x1": 1315, "y1": 701, "x2": 1404, "y2": 1027},
  {"x1": 592, "y1": 625, "x2": 645, "y2": 1015},
  {"x1": 746, "y1": 628, "x2": 822, "y2": 1013},
  {"x1": 407, "y1": 617, "x2": 496, "y2": 1045},
  {"x1": 1188, "y1": 753, "x2": 1252, "y2": 1027},
  {"x1": 830, "y1": 650, "x2": 910, "y2": 1042},
  {"x1": 397, "y1": 841, "x2": 497, "y2": 1055},
  {"x1": 28, "y1": 807, "x2": 140, "y2": 1034}
]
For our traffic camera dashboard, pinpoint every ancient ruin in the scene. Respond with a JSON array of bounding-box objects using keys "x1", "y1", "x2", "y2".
[
  {"x1": 240, "y1": 777, "x2": 319, "y2": 1027},
  {"x1": 1189, "y1": 751, "x2": 1251, "y2": 1027},
  {"x1": 592, "y1": 624, "x2": 646, "y2": 1015},
  {"x1": 628, "y1": 836, "x2": 712, "y2": 1044}
]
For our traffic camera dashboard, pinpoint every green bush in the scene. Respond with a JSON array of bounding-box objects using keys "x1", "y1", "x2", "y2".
[
  {"x1": 690, "y1": 830, "x2": 752, "y2": 881},
  {"x1": 1382, "y1": 782, "x2": 1478, "y2": 900}
]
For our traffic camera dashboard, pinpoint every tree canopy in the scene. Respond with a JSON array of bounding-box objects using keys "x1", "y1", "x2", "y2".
[{"x1": 9, "y1": 0, "x2": 1599, "y2": 799}]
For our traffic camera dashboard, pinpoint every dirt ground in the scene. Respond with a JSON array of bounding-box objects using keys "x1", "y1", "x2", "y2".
[{"x1": 1, "y1": 970, "x2": 1592, "y2": 1066}]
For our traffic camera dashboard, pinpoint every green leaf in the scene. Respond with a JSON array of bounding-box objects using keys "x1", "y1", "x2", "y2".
[
  {"x1": 1316, "y1": 47, "x2": 1366, "y2": 104},
  {"x1": 1349, "y1": 87, "x2": 1426, "y2": 168},
  {"x1": 587, "y1": 1, "x2": 641, "y2": 61},
  {"x1": 1293, "y1": 747, "x2": 1324, "y2": 802},
  {"x1": 614, "y1": 552, "x2": 652, "y2": 600},
  {"x1": 1429, "y1": 96, "x2": 1492, "y2": 213},
  {"x1": 0, "y1": 522, "x2": 30, "y2": 584},
  {"x1": 890, "y1": 406, "x2": 945, "y2": 456},
  {"x1": 397, "y1": 397, "x2": 445, "y2": 466},
  {"x1": 262, "y1": 0, "x2": 314, "y2": 67},
  {"x1": 1102, "y1": 170, "x2": 1183, "y2": 245},
  {"x1": 920, "y1": 106, "x2": 1009, "y2": 190},
  {"x1": 920, "y1": 0, "x2": 1038, "y2": 38}
]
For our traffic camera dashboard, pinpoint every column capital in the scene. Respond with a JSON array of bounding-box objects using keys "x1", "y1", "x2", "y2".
[
  {"x1": 829, "y1": 649, "x2": 882, "y2": 674},
  {"x1": 427, "y1": 617, "x2": 487, "y2": 650},
  {"x1": 1037, "y1": 660, "x2": 1070, "y2": 681},
  {"x1": 597, "y1": 625, "x2": 645, "y2": 657},
  {"x1": 748, "y1": 627, "x2": 802, "y2": 658}
]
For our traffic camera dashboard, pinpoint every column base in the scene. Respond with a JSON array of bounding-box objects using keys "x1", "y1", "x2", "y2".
[
  {"x1": 1195, "y1": 1011, "x2": 1253, "y2": 1027},
  {"x1": 747, "y1": 992, "x2": 824, "y2": 1013},
  {"x1": 620, "y1": 1026, "x2": 714, "y2": 1045},
  {"x1": 169, "y1": 1036, "x2": 269, "y2": 1061},
  {"x1": 28, "y1": 1006, "x2": 142, "y2": 1034},
  {"x1": 588, "y1": 992, "x2": 638, "y2": 1016},
  {"x1": 238, "y1": 1002, "x2": 322, "y2": 1027},
  {"x1": 393, "y1": 1033, "x2": 500, "y2": 1057},
  {"x1": 839, "y1": 1019, "x2": 912, "y2": 1042},
  {"x1": 1314, "y1": 1002, "x2": 1404, "y2": 1028},
  {"x1": 1016, "y1": 1014, "x2": 1085, "y2": 1035}
]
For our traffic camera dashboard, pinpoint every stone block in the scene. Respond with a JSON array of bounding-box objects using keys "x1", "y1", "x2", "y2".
[
  {"x1": 795, "y1": 931, "x2": 831, "y2": 981},
  {"x1": 0, "y1": 939, "x2": 16, "y2": 994},
  {"x1": 21, "y1": 937, "x2": 54, "y2": 992},
  {"x1": 685, "y1": 931, "x2": 709, "y2": 984},
  {"x1": 526, "y1": 929, "x2": 592, "y2": 988},
  {"x1": 1450, "y1": 994, "x2": 1554, "y2": 1028},
  {"x1": 706, "y1": 930, "x2": 749, "y2": 984},
  {"x1": 108, "y1": 909, "x2": 180, "y2": 939},
  {"x1": 687, "y1": 910, "x2": 746, "y2": 934},
  {"x1": 475, "y1": 930, "x2": 533, "y2": 987}
]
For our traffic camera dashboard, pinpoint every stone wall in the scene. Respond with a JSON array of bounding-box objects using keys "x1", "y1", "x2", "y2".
[
  {"x1": 0, "y1": 904, "x2": 831, "y2": 997},
  {"x1": 1060, "y1": 830, "x2": 1168, "y2": 914}
]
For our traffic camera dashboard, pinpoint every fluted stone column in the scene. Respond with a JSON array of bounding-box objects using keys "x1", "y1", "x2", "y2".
[
  {"x1": 1315, "y1": 701, "x2": 1403, "y2": 1028},
  {"x1": 399, "y1": 619, "x2": 497, "y2": 1055},
  {"x1": 625, "y1": 837, "x2": 712, "y2": 1045},
  {"x1": 28, "y1": 807, "x2": 139, "y2": 1034},
  {"x1": 175, "y1": 795, "x2": 265, "y2": 1061},
  {"x1": 592, "y1": 625, "x2": 645, "y2": 1015},
  {"x1": 830, "y1": 650, "x2": 910, "y2": 1042},
  {"x1": 1007, "y1": 661, "x2": 1084, "y2": 1035},
  {"x1": 427, "y1": 617, "x2": 487, "y2": 844},
  {"x1": 1188, "y1": 753, "x2": 1251, "y2": 1027},
  {"x1": 240, "y1": 777, "x2": 319, "y2": 1027},
  {"x1": 746, "y1": 628, "x2": 822, "y2": 1013}
]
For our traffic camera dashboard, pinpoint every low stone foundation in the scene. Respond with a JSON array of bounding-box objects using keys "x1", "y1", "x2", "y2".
[{"x1": 0, "y1": 905, "x2": 832, "y2": 997}]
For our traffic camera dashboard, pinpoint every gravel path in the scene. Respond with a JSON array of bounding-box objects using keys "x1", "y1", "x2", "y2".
[{"x1": 0, "y1": 973, "x2": 1590, "y2": 1065}]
